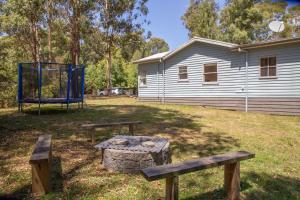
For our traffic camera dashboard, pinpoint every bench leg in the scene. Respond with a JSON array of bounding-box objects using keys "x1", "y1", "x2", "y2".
[
  {"x1": 165, "y1": 176, "x2": 178, "y2": 200},
  {"x1": 224, "y1": 162, "x2": 240, "y2": 200},
  {"x1": 31, "y1": 160, "x2": 50, "y2": 195},
  {"x1": 128, "y1": 124, "x2": 134, "y2": 135},
  {"x1": 91, "y1": 131, "x2": 95, "y2": 144}
]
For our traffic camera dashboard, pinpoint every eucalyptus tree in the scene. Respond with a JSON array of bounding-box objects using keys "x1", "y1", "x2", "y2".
[
  {"x1": 182, "y1": 0, "x2": 219, "y2": 39},
  {"x1": 94, "y1": 0, "x2": 149, "y2": 92},
  {"x1": 220, "y1": 0, "x2": 262, "y2": 44},
  {"x1": 0, "y1": 0, "x2": 46, "y2": 62}
]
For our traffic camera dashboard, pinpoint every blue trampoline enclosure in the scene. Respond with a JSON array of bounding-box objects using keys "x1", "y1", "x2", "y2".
[{"x1": 18, "y1": 62, "x2": 85, "y2": 114}]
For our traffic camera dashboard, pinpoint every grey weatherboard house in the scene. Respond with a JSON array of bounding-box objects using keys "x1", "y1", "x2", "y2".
[{"x1": 133, "y1": 37, "x2": 300, "y2": 115}]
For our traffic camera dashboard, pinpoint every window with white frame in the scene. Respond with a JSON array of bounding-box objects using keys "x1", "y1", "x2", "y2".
[
  {"x1": 139, "y1": 71, "x2": 147, "y2": 87},
  {"x1": 204, "y1": 63, "x2": 218, "y2": 82},
  {"x1": 178, "y1": 66, "x2": 188, "y2": 80},
  {"x1": 260, "y1": 57, "x2": 276, "y2": 77}
]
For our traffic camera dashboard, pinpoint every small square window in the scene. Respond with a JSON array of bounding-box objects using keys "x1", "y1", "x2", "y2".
[
  {"x1": 260, "y1": 57, "x2": 277, "y2": 77},
  {"x1": 204, "y1": 63, "x2": 218, "y2": 82},
  {"x1": 178, "y1": 66, "x2": 188, "y2": 80}
]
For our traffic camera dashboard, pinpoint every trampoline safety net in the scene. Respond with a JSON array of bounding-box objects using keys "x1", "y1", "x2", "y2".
[{"x1": 18, "y1": 62, "x2": 85, "y2": 108}]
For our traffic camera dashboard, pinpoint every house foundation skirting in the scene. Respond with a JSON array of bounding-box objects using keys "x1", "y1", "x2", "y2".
[{"x1": 138, "y1": 97, "x2": 300, "y2": 116}]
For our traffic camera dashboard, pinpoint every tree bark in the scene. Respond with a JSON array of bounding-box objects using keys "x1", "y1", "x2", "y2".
[
  {"x1": 70, "y1": 0, "x2": 80, "y2": 66},
  {"x1": 47, "y1": 0, "x2": 54, "y2": 62}
]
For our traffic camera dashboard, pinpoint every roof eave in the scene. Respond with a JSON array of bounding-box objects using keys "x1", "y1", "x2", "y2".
[
  {"x1": 232, "y1": 38, "x2": 300, "y2": 51},
  {"x1": 132, "y1": 58, "x2": 161, "y2": 65},
  {"x1": 163, "y1": 38, "x2": 237, "y2": 60}
]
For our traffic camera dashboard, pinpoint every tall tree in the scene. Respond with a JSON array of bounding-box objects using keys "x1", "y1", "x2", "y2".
[
  {"x1": 287, "y1": 5, "x2": 300, "y2": 38},
  {"x1": 182, "y1": 0, "x2": 219, "y2": 39},
  {"x1": 253, "y1": 0, "x2": 288, "y2": 41},
  {"x1": 95, "y1": 0, "x2": 148, "y2": 93},
  {"x1": 143, "y1": 37, "x2": 169, "y2": 56},
  {"x1": 0, "y1": 0, "x2": 46, "y2": 62},
  {"x1": 220, "y1": 0, "x2": 262, "y2": 44}
]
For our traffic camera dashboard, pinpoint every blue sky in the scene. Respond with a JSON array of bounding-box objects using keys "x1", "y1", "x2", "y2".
[{"x1": 144, "y1": 0, "x2": 300, "y2": 50}]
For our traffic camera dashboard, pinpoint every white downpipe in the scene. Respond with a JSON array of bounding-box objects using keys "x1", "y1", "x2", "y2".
[
  {"x1": 157, "y1": 63, "x2": 159, "y2": 101},
  {"x1": 162, "y1": 60, "x2": 165, "y2": 104},
  {"x1": 245, "y1": 50, "x2": 249, "y2": 112},
  {"x1": 238, "y1": 48, "x2": 249, "y2": 112}
]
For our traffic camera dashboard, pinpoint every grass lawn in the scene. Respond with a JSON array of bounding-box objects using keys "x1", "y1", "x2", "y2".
[{"x1": 0, "y1": 97, "x2": 300, "y2": 200}]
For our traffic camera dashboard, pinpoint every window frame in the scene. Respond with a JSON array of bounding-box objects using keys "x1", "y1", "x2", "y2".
[
  {"x1": 139, "y1": 70, "x2": 147, "y2": 87},
  {"x1": 178, "y1": 65, "x2": 188, "y2": 81},
  {"x1": 203, "y1": 62, "x2": 218, "y2": 84},
  {"x1": 259, "y1": 56, "x2": 277, "y2": 79}
]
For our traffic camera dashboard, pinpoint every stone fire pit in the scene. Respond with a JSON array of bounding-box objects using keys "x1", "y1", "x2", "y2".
[{"x1": 95, "y1": 135, "x2": 171, "y2": 174}]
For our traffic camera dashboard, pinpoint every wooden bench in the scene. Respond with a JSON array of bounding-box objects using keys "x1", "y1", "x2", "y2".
[
  {"x1": 81, "y1": 121, "x2": 142, "y2": 143},
  {"x1": 29, "y1": 135, "x2": 52, "y2": 195},
  {"x1": 141, "y1": 151, "x2": 255, "y2": 200}
]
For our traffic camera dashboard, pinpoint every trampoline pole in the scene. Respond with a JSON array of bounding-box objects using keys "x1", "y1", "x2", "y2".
[{"x1": 38, "y1": 62, "x2": 42, "y2": 115}]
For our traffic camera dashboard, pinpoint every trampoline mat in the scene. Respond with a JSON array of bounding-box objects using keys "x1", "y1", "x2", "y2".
[{"x1": 21, "y1": 98, "x2": 82, "y2": 104}]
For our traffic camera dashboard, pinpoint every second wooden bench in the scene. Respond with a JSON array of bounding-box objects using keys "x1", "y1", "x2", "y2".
[
  {"x1": 141, "y1": 151, "x2": 255, "y2": 200},
  {"x1": 81, "y1": 121, "x2": 142, "y2": 143}
]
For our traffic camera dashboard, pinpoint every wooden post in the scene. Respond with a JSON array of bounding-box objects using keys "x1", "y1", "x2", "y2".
[
  {"x1": 165, "y1": 176, "x2": 178, "y2": 200},
  {"x1": 128, "y1": 124, "x2": 134, "y2": 135},
  {"x1": 91, "y1": 131, "x2": 95, "y2": 144},
  {"x1": 31, "y1": 160, "x2": 50, "y2": 195},
  {"x1": 224, "y1": 162, "x2": 240, "y2": 200}
]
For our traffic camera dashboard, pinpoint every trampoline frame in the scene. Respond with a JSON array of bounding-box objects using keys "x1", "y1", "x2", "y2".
[{"x1": 18, "y1": 62, "x2": 85, "y2": 114}]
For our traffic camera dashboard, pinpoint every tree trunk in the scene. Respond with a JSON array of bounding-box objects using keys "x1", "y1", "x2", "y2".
[
  {"x1": 70, "y1": 0, "x2": 81, "y2": 98},
  {"x1": 106, "y1": 49, "x2": 112, "y2": 94},
  {"x1": 104, "y1": 0, "x2": 112, "y2": 95},
  {"x1": 47, "y1": 0, "x2": 54, "y2": 62}
]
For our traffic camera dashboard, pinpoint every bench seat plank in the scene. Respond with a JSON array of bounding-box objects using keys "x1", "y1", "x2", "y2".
[
  {"x1": 81, "y1": 121, "x2": 142, "y2": 129},
  {"x1": 142, "y1": 151, "x2": 254, "y2": 181},
  {"x1": 29, "y1": 135, "x2": 52, "y2": 163}
]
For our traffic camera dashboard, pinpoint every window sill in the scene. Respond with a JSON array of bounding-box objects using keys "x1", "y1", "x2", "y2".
[
  {"x1": 259, "y1": 76, "x2": 278, "y2": 80},
  {"x1": 139, "y1": 86, "x2": 147, "y2": 88},
  {"x1": 202, "y1": 82, "x2": 219, "y2": 85},
  {"x1": 178, "y1": 79, "x2": 189, "y2": 82}
]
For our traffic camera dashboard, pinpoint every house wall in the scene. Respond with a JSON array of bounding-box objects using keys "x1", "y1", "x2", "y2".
[
  {"x1": 138, "y1": 42, "x2": 300, "y2": 115},
  {"x1": 138, "y1": 62, "x2": 161, "y2": 102},
  {"x1": 247, "y1": 43, "x2": 300, "y2": 115}
]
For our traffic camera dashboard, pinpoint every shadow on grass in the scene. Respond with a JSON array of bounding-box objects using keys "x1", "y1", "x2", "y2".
[
  {"x1": 0, "y1": 184, "x2": 32, "y2": 200},
  {"x1": 0, "y1": 102, "x2": 242, "y2": 199},
  {"x1": 181, "y1": 172, "x2": 300, "y2": 200},
  {"x1": 51, "y1": 156, "x2": 63, "y2": 192}
]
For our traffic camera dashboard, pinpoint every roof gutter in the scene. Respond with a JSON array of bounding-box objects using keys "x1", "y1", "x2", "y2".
[{"x1": 232, "y1": 38, "x2": 300, "y2": 51}]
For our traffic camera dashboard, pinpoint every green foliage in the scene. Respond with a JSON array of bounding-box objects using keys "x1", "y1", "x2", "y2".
[
  {"x1": 0, "y1": 36, "x2": 24, "y2": 107},
  {"x1": 85, "y1": 60, "x2": 106, "y2": 94},
  {"x1": 182, "y1": 0, "x2": 219, "y2": 39},
  {"x1": 143, "y1": 37, "x2": 169, "y2": 56},
  {"x1": 182, "y1": 0, "x2": 300, "y2": 44},
  {"x1": 85, "y1": 50, "x2": 138, "y2": 93},
  {"x1": 220, "y1": 0, "x2": 262, "y2": 44}
]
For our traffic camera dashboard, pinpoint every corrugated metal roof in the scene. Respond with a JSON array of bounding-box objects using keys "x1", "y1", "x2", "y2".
[
  {"x1": 132, "y1": 51, "x2": 170, "y2": 64},
  {"x1": 133, "y1": 37, "x2": 300, "y2": 64}
]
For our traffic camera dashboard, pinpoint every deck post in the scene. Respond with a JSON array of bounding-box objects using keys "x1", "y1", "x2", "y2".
[
  {"x1": 165, "y1": 176, "x2": 178, "y2": 200},
  {"x1": 224, "y1": 162, "x2": 240, "y2": 200},
  {"x1": 128, "y1": 124, "x2": 134, "y2": 135}
]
